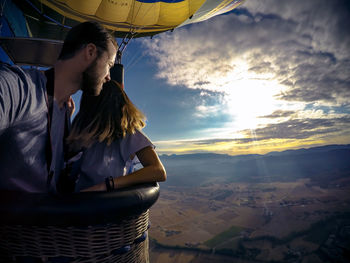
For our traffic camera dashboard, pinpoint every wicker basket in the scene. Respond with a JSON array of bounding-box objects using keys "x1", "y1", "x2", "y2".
[
  {"x1": 0, "y1": 183, "x2": 159, "y2": 263},
  {"x1": 0, "y1": 211, "x2": 149, "y2": 263}
]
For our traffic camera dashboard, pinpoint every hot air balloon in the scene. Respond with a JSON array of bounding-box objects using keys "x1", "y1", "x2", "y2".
[{"x1": 8, "y1": 0, "x2": 245, "y2": 38}]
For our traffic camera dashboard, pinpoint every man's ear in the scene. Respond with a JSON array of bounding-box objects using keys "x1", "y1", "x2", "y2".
[{"x1": 84, "y1": 43, "x2": 98, "y2": 62}]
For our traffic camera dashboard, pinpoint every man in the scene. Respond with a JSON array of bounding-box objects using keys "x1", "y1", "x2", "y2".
[{"x1": 0, "y1": 21, "x2": 117, "y2": 192}]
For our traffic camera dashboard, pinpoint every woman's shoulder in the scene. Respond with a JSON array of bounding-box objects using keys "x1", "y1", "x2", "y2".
[
  {"x1": 119, "y1": 129, "x2": 153, "y2": 153},
  {"x1": 123, "y1": 129, "x2": 152, "y2": 143},
  {"x1": 83, "y1": 130, "x2": 152, "y2": 152}
]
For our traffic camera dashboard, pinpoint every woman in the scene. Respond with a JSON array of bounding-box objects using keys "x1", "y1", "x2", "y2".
[{"x1": 66, "y1": 80, "x2": 166, "y2": 192}]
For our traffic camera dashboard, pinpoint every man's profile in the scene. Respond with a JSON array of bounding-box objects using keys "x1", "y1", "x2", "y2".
[{"x1": 0, "y1": 21, "x2": 117, "y2": 192}]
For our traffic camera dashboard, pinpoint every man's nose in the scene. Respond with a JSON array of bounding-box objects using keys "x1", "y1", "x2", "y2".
[{"x1": 105, "y1": 73, "x2": 111, "y2": 82}]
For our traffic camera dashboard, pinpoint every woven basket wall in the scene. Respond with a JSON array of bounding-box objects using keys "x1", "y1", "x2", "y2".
[{"x1": 0, "y1": 210, "x2": 150, "y2": 263}]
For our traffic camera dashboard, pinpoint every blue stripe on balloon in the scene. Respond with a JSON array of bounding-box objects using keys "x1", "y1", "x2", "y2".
[{"x1": 136, "y1": 0, "x2": 184, "y2": 3}]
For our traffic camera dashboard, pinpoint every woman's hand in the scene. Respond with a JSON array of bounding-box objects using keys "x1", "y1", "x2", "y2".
[
  {"x1": 67, "y1": 96, "x2": 75, "y2": 117},
  {"x1": 81, "y1": 183, "x2": 106, "y2": 192}
]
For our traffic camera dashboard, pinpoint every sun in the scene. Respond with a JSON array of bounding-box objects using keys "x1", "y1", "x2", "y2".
[{"x1": 219, "y1": 59, "x2": 293, "y2": 130}]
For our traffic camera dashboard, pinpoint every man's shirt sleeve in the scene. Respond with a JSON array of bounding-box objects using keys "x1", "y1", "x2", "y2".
[{"x1": 0, "y1": 65, "x2": 20, "y2": 131}]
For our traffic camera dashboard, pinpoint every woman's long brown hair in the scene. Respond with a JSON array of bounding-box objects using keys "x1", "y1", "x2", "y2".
[{"x1": 67, "y1": 80, "x2": 146, "y2": 151}]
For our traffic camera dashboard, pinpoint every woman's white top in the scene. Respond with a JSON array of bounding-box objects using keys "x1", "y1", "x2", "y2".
[{"x1": 74, "y1": 130, "x2": 153, "y2": 192}]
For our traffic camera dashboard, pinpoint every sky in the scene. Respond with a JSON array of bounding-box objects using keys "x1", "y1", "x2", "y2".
[
  {"x1": 113, "y1": 0, "x2": 350, "y2": 156},
  {"x1": 2, "y1": 0, "x2": 349, "y2": 156}
]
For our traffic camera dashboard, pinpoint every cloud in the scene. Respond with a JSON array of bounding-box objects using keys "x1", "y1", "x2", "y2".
[
  {"x1": 243, "y1": 0, "x2": 350, "y2": 105},
  {"x1": 153, "y1": 114, "x2": 350, "y2": 156},
  {"x1": 141, "y1": 0, "x2": 350, "y2": 106},
  {"x1": 157, "y1": 115, "x2": 350, "y2": 146},
  {"x1": 241, "y1": 116, "x2": 350, "y2": 141},
  {"x1": 137, "y1": 0, "x2": 350, "y2": 154},
  {"x1": 259, "y1": 110, "x2": 296, "y2": 119}
]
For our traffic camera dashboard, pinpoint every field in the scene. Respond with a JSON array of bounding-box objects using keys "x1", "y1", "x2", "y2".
[{"x1": 148, "y1": 177, "x2": 350, "y2": 262}]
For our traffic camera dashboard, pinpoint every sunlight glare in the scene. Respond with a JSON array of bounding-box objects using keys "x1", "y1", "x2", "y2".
[{"x1": 221, "y1": 59, "x2": 289, "y2": 130}]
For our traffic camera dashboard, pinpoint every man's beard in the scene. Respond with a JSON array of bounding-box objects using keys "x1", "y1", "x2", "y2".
[{"x1": 81, "y1": 59, "x2": 102, "y2": 96}]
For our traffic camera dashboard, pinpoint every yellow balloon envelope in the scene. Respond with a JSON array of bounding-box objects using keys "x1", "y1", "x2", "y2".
[{"x1": 38, "y1": 0, "x2": 245, "y2": 36}]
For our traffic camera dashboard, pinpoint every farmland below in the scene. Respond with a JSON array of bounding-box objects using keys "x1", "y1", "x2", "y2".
[{"x1": 148, "y1": 145, "x2": 350, "y2": 262}]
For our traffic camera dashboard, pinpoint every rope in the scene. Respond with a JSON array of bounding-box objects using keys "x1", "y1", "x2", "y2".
[
  {"x1": 0, "y1": 0, "x2": 7, "y2": 33},
  {"x1": 24, "y1": 0, "x2": 71, "y2": 29}
]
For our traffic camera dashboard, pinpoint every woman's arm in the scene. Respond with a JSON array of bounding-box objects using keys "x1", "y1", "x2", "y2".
[
  {"x1": 115, "y1": 146, "x2": 166, "y2": 188},
  {"x1": 81, "y1": 146, "x2": 166, "y2": 191}
]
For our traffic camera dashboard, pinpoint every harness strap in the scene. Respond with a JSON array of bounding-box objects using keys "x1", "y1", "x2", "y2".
[{"x1": 44, "y1": 68, "x2": 55, "y2": 190}]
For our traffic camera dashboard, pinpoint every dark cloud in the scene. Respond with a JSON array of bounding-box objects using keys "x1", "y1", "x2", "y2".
[
  {"x1": 279, "y1": 58, "x2": 350, "y2": 103},
  {"x1": 194, "y1": 81, "x2": 211, "y2": 87},
  {"x1": 259, "y1": 110, "x2": 296, "y2": 118},
  {"x1": 173, "y1": 137, "x2": 252, "y2": 146},
  {"x1": 183, "y1": 116, "x2": 350, "y2": 146},
  {"x1": 242, "y1": 0, "x2": 350, "y2": 105},
  {"x1": 241, "y1": 116, "x2": 350, "y2": 140},
  {"x1": 249, "y1": 62, "x2": 273, "y2": 74},
  {"x1": 192, "y1": 138, "x2": 238, "y2": 145}
]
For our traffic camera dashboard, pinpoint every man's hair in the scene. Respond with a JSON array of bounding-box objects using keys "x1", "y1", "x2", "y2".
[
  {"x1": 58, "y1": 21, "x2": 117, "y2": 60},
  {"x1": 67, "y1": 80, "x2": 146, "y2": 151}
]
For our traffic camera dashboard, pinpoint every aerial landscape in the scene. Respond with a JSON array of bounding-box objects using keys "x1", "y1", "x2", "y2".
[
  {"x1": 0, "y1": 0, "x2": 349, "y2": 262},
  {"x1": 148, "y1": 145, "x2": 350, "y2": 263}
]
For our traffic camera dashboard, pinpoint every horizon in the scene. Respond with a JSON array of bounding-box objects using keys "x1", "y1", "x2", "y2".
[{"x1": 158, "y1": 143, "x2": 350, "y2": 157}]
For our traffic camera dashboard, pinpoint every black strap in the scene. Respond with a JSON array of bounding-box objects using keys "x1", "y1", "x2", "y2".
[
  {"x1": 44, "y1": 68, "x2": 55, "y2": 189},
  {"x1": 45, "y1": 68, "x2": 80, "y2": 193},
  {"x1": 63, "y1": 104, "x2": 71, "y2": 161}
]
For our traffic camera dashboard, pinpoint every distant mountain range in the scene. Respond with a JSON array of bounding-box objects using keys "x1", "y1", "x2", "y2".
[{"x1": 159, "y1": 144, "x2": 350, "y2": 187}]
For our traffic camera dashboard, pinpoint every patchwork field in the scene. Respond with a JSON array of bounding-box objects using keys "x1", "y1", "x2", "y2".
[{"x1": 149, "y1": 177, "x2": 350, "y2": 262}]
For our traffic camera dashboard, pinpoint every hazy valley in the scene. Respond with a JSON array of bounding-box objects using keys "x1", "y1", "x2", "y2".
[{"x1": 148, "y1": 145, "x2": 350, "y2": 262}]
